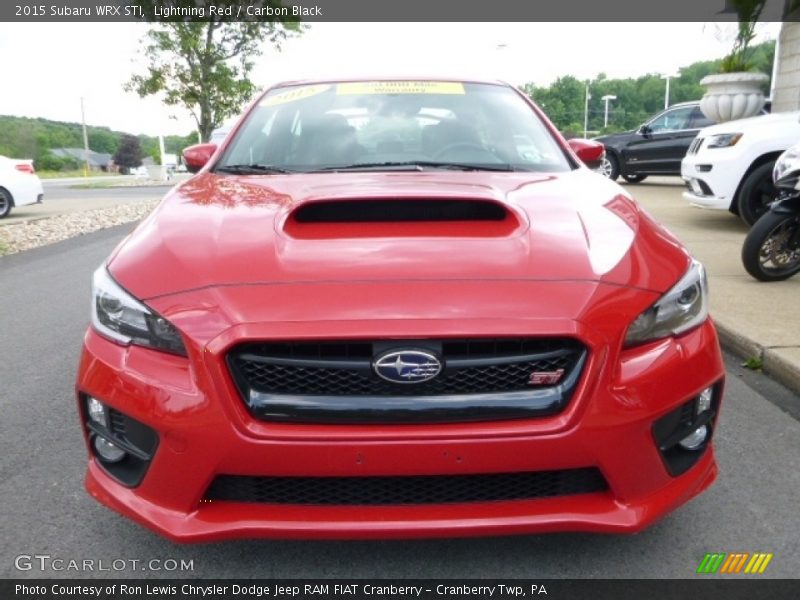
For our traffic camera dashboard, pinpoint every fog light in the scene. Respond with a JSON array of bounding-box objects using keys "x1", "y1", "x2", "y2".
[
  {"x1": 87, "y1": 396, "x2": 107, "y2": 427},
  {"x1": 94, "y1": 435, "x2": 126, "y2": 463},
  {"x1": 689, "y1": 178, "x2": 704, "y2": 195},
  {"x1": 679, "y1": 425, "x2": 708, "y2": 451},
  {"x1": 697, "y1": 387, "x2": 713, "y2": 415}
]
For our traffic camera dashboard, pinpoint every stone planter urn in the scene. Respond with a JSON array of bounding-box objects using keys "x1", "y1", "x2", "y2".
[{"x1": 699, "y1": 72, "x2": 769, "y2": 123}]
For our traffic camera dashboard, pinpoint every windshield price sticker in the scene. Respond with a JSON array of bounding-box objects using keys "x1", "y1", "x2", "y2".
[
  {"x1": 261, "y1": 84, "x2": 331, "y2": 107},
  {"x1": 337, "y1": 81, "x2": 466, "y2": 95}
]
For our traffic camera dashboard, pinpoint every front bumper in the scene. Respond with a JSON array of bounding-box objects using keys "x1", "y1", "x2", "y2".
[
  {"x1": 681, "y1": 151, "x2": 741, "y2": 211},
  {"x1": 77, "y1": 321, "x2": 724, "y2": 542}
]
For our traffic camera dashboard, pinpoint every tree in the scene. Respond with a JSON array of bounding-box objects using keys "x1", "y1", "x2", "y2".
[
  {"x1": 520, "y1": 40, "x2": 774, "y2": 133},
  {"x1": 126, "y1": 2, "x2": 304, "y2": 141},
  {"x1": 114, "y1": 135, "x2": 144, "y2": 173},
  {"x1": 88, "y1": 128, "x2": 119, "y2": 155}
]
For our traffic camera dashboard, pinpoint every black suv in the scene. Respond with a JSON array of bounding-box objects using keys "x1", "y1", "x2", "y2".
[{"x1": 593, "y1": 102, "x2": 716, "y2": 182}]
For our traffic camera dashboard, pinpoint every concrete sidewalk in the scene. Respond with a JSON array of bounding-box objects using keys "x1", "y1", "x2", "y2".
[{"x1": 628, "y1": 177, "x2": 800, "y2": 395}]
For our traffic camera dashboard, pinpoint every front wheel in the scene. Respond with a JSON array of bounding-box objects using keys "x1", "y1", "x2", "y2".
[
  {"x1": 595, "y1": 153, "x2": 619, "y2": 180},
  {"x1": 0, "y1": 188, "x2": 12, "y2": 219},
  {"x1": 742, "y1": 210, "x2": 800, "y2": 281},
  {"x1": 737, "y1": 162, "x2": 777, "y2": 226},
  {"x1": 622, "y1": 174, "x2": 648, "y2": 183}
]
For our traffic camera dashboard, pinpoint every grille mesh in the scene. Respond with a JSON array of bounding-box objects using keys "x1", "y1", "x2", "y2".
[
  {"x1": 229, "y1": 339, "x2": 583, "y2": 397},
  {"x1": 204, "y1": 468, "x2": 608, "y2": 506},
  {"x1": 235, "y1": 355, "x2": 573, "y2": 396},
  {"x1": 108, "y1": 408, "x2": 127, "y2": 437}
]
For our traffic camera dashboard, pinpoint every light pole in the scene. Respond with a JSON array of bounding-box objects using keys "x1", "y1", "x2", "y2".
[
  {"x1": 80, "y1": 97, "x2": 91, "y2": 177},
  {"x1": 583, "y1": 82, "x2": 591, "y2": 138},
  {"x1": 601, "y1": 94, "x2": 617, "y2": 128},
  {"x1": 661, "y1": 73, "x2": 679, "y2": 109}
]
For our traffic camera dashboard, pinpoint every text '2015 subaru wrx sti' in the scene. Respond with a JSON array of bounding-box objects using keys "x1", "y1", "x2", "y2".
[{"x1": 76, "y1": 79, "x2": 724, "y2": 541}]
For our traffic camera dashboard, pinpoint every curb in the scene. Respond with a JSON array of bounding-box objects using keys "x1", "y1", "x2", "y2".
[{"x1": 715, "y1": 319, "x2": 800, "y2": 396}]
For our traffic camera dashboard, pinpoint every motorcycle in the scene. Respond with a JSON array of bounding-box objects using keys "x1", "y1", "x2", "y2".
[{"x1": 741, "y1": 143, "x2": 800, "y2": 281}]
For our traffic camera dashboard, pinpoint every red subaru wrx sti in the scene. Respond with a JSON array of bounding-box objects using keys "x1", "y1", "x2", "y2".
[{"x1": 76, "y1": 79, "x2": 724, "y2": 541}]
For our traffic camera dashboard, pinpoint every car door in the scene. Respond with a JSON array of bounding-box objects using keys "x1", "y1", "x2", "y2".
[{"x1": 621, "y1": 106, "x2": 696, "y2": 174}]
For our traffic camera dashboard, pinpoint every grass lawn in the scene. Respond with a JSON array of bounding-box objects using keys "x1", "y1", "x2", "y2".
[{"x1": 37, "y1": 169, "x2": 121, "y2": 179}]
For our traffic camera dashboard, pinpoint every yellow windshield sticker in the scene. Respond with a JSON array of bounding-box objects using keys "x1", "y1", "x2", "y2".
[
  {"x1": 336, "y1": 81, "x2": 465, "y2": 95},
  {"x1": 261, "y1": 84, "x2": 331, "y2": 106}
]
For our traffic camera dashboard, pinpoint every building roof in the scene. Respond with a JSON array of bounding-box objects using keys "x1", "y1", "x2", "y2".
[{"x1": 51, "y1": 148, "x2": 112, "y2": 167}]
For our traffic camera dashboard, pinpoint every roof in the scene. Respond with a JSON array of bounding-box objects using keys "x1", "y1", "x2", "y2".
[{"x1": 269, "y1": 76, "x2": 510, "y2": 89}]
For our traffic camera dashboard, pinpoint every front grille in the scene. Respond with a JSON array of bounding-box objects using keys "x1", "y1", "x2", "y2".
[
  {"x1": 234, "y1": 352, "x2": 574, "y2": 396},
  {"x1": 688, "y1": 137, "x2": 704, "y2": 154},
  {"x1": 228, "y1": 338, "x2": 586, "y2": 422},
  {"x1": 204, "y1": 468, "x2": 608, "y2": 506},
  {"x1": 230, "y1": 338, "x2": 583, "y2": 396},
  {"x1": 226, "y1": 338, "x2": 587, "y2": 423}
]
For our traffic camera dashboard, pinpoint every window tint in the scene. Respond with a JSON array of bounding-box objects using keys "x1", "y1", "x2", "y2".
[
  {"x1": 647, "y1": 107, "x2": 695, "y2": 132},
  {"x1": 689, "y1": 107, "x2": 715, "y2": 129}
]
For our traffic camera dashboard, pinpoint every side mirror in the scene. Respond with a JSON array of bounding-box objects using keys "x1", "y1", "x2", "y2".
[
  {"x1": 567, "y1": 138, "x2": 605, "y2": 170},
  {"x1": 182, "y1": 143, "x2": 217, "y2": 173},
  {"x1": 638, "y1": 124, "x2": 652, "y2": 136}
]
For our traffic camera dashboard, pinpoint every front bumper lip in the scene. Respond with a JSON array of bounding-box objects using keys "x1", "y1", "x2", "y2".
[
  {"x1": 681, "y1": 189, "x2": 731, "y2": 210},
  {"x1": 681, "y1": 154, "x2": 739, "y2": 210},
  {"x1": 76, "y1": 318, "x2": 724, "y2": 541},
  {"x1": 85, "y1": 452, "x2": 717, "y2": 542}
]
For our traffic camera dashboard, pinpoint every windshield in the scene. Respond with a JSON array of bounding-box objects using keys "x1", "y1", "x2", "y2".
[{"x1": 217, "y1": 81, "x2": 572, "y2": 173}]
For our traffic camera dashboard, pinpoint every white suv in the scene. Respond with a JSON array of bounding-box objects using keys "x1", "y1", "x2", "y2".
[{"x1": 681, "y1": 111, "x2": 800, "y2": 225}]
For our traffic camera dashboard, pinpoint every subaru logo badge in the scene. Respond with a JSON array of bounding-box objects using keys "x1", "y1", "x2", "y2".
[{"x1": 373, "y1": 349, "x2": 442, "y2": 384}]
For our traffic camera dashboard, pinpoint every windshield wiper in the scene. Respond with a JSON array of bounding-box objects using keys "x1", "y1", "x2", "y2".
[
  {"x1": 215, "y1": 164, "x2": 297, "y2": 175},
  {"x1": 314, "y1": 161, "x2": 517, "y2": 172}
]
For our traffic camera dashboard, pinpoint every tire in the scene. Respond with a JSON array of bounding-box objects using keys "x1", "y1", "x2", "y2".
[
  {"x1": 596, "y1": 153, "x2": 619, "y2": 180},
  {"x1": 0, "y1": 188, "x2": 13, "y2": 219},
  {"x1": 622, "y1": 174, "x2": 648, "y2": 183},
  {"x1": 742, "y1": 210, "x2": 800, "y2": 281},
  {"x1": 737, "y1": 161, "x2": 777, "y2": 226}
]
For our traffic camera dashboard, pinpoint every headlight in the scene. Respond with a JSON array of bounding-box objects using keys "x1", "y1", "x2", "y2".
[
  {"x1": 706, "y1": 133, "x2": 742, "y2": 149},
  {"x1": 773, "y1": 144, "x2": 800, "y2": 187},
  {"x1": 91, "y1": 266, "x2": 186, "y2": 355},
  {"x1": 625, "y1": 260, "x2": 709, "y2": 347}
]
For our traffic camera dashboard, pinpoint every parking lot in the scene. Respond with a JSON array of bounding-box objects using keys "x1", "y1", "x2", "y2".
[{"x1": 0, "y1": 179, "x2": 798, "y2": 579}]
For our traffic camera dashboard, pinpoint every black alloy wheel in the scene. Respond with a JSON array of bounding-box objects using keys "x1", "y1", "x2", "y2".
[
  {"x1": 737, "y1": 162, "x2": 778, "y2": 226},
  {"x1": 742, "y1": 211, "x2": 800, "y2": 281}
]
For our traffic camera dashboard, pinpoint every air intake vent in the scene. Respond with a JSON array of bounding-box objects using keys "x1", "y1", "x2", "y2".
[
  {"x1": 292, "y1": 199, "x2": 508, "y2": 223},
  {"x1": 204, "y1": 468, "x2": 608, "y2": 506}
]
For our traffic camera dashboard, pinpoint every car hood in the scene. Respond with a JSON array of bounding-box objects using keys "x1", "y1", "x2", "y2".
[
  {"x1": 697, "y1": 110, "x2": 800, "y2": 137},
  {"x1": 108, "y1": 169, "x2": 689, "y2": 301}
]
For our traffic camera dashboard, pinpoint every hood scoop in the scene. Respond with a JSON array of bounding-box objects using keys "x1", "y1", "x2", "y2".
[{"x1": 284, "y1": 198, "x2": 524, "y2": 239}]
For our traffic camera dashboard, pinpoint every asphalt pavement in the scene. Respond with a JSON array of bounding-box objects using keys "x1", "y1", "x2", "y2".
[{"x1": 0, "y1": 220, "x2": 798, "y2": 579}]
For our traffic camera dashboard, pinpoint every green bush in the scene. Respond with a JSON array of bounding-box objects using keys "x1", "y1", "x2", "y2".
[
  {"x1": 36, "y1": 152, "x2": 81, "y2": 172},
  {"x1": 36, "y1": 152, "x2": 65, "y2": 171}
]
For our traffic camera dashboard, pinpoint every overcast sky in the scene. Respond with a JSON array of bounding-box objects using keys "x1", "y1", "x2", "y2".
[{"x1": 0, "y1": 22, "x2": 781, "y2": 137}]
